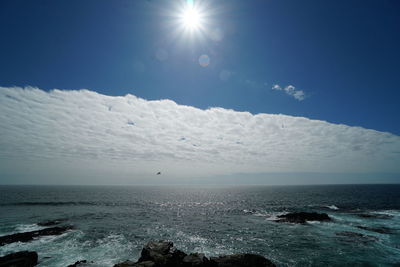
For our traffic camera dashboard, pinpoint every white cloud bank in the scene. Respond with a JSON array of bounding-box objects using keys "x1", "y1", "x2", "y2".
[
  {"x1": 0, "y1": 87, "x2": 399, "y2": 184},
  {"x1": 272, "y1": 84, "x2": 305, "y2": 101}
]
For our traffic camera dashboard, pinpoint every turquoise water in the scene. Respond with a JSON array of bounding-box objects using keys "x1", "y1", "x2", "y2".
[{"x1": 0, "y1": 185, "x2": 399, "y2": 266}]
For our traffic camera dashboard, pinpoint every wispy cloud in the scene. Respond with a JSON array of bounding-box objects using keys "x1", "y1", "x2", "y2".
[
  {"x1": 0, "y1": 87, "x2": 399, "y2": 184},
  {"x1": 244, "y1": 79, "x2": 267, "y2": 89},
  {"x1": 272, "y1": 84, "x2": 306, "y2": 101},
  {"x1": 219, "y1": 69, "x2": 233, "y2": 81}
]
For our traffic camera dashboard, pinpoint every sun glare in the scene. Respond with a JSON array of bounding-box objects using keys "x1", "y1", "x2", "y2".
[
  {"x1": 169, "y1": 0, "x2": 211, "y2": 41},
  {"x1": 181, "y1": 6, "x2": 202, "y2": 30}
]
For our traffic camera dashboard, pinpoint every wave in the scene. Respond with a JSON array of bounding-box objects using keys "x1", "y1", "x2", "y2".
[
  {"x1": 242, "y1": 209, "x2": 288, "y2": 221},
  {"x1": 372, "y1": 210, "x2": 400, "y2": 217},
  {"x1": 326, "y1": 205, "x2": 339, "y2": 210},
  {"x1": 15, "y1": 223, "x2": 45, "y2": 233},
  {"x1": 0, "y1": 224, "x2": 45, "y2": 237},
  {"x1": 242, "y1": 209, "x2": 256, "y2": 214}
]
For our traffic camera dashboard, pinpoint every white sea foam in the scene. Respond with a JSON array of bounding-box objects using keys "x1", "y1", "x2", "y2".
[
  {"x1": 15, "y1": 223, "x2": 45, "y2": 233},
  {"x1": 372, "y1": 210, "x2": 400, "y2": 217},
  {"x1": 254, "y1": 212, "x2": 269, "y2": 217},
  {"x1": 172, "y1": 230, "x2": 234, "y2": 257},
  {"x1": 306, "y1": 221, "x2": 321, "y2": 224},
  {"x1": 0, "y1": 229, "x2": 74, "y2": 260},
  {"x1": 242, "y1": 209, "x2": 288, "y2": 220},
  {"x1": 176, "y1": 231, "x2": 208, "y2": 244},
  {"x1": 35, "y1": 231, "x2": 136, "y2": 267},
  {"x1": 326, "y1": 205, "x2": 339, "y2": 210},
  {"x1": 242, "y1": 209, "x2": 254, "y2": 214}
]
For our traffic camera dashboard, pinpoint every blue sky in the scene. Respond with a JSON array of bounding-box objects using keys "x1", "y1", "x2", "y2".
[{"x1": 1, "y1": 0, "x2": 399, "y2": 135}]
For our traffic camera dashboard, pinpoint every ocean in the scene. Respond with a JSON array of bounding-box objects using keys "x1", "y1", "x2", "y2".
[{"x1": 0, "y1": 185, "x2": 399, "y2": 266}]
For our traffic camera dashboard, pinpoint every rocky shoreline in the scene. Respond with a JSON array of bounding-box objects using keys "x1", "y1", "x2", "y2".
[
  {"x1": 0, "y1": 241, "x2": 276, "y2": 267},
  {"x1": 0, "y1": 212, "x2": 332, "y2": 267},
  {"x1": 0, "y1": 226, "x2": 73, "y2": 246},
  {"x1": 2, "y1": 211, "x2": 393, "y2": 266}
]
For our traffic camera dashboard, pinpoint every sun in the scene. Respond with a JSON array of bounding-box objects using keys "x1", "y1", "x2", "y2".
[
  {"x1": 166, "y1": 0, "x2": 212, "y2": 42},
  {"x1": 182, "y1": 7, "x2": 201, "y2": 29},
  {"x1": 180, "y1": 5, "x2": 203, "y2": 31}
]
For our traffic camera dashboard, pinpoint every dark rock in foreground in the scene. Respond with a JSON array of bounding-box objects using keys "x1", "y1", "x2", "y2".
[
  {"x1": 114, "y1": 260, "x2": 138, "y2": 267},
  {"x1": 276, "y1": 212, "x2": 331, "y2": 224},
  {"x1": 137, "y1": 241, "x2": 187, "y2": 266},
  {"x1": 0, "y1": 226, "x2": 73, "y2": 246},
  {"x1": 183, "y1": 253, "x2": 210, "y2": 266},
  {"x1": 114, "y1": 241, "x2": 275, "y2": 267},
  {"x1": 0, "y1": 251, "x2": 38, "y2": 267},
  {"x1": 210, "y1": 254, "x2": 274, "y2": 267},
  {"x1": 67, "y1": 260, "x2": 92, "y2": 267},
  {"x1": 115, "y1": 260, "x2": 155, "y2": 267}
]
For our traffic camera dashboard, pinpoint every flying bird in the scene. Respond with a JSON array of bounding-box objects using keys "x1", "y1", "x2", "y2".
[{"x1": 156, "y1": 172, "x2": 161, "y2": 175}]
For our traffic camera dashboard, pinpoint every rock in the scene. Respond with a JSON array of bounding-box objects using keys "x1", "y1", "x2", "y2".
[
  {"x1": 114, "y1": 260, "x2": 137, "y2": 267},
  {"x1": 138, "y1": 241, "x2": 186, "y2": 267},
  {"x1": 0, "y1": 226, "x2": 73, "y2": 246},
  {"x1": 356, "y1": 225, "x2": 393, "y2": 234},
  {"x1": 37, "y1": 219, "x2": 66, "y2": 227},
  {"x1": 276, "y1": 212, "x2": 331, "y2": 224},
  {"x1": 114, "y1": 241, "x2": 275, "y2": 267},
  {"x1": 134, "y1": 261, "x2": 156, "y2": 267},
  {"x1": 210, "y1": 254, "x2": 276, "y2": 267},
  {"x1": 67, "y1": 260, "x2": 89, "y2": 267},
  {"x1": 114, "y1": 260, "x2": 156, "y2": 267},
  {"x1": 0, "y1": 251, "x2": 38, "y2": 267},
  {"x1": 182, "y1": 253, "x2": 211, "y2": 266},
  {"x1": 139, "y1": 241, "x2": 174, "y2": 260}
]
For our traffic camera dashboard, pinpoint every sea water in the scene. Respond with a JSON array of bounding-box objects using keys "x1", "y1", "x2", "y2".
[{"x1": 0, "y1": 185, "x2": 399, "y2": 266}]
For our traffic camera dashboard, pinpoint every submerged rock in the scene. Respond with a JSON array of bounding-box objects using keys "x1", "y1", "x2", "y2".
[
  {"x1": 0, "y1": 226, "x2": 73, "y2": 246},
  {"x1": 356, "y1": 225, "x2": 393, "y2": 234},
  {"x1": 37, "y1": 219, "x2": 67, "y2": 227},
  {"x1": 335, "y1": 231, "x2": 378, "y2": 243},
  {"x1": 336, "y1": 231, "x2": 365, "y2": 238},
  {"x1": 114, "y1": 241, "x2": 275, "y2": 267},
  {"x1": 355, "y1": 213, "x2": 393, "y2": 219},
  {"x1": 0, "y1": 251, "x2": 38, "y2": 267},
  {"x1": 276, "y1": 212, "x2": 331, "y2": 224}
]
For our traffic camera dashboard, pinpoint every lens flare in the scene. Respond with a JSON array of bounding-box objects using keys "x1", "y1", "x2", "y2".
[{"x1": 199, "y1": 54, "x2": 210, "y2": 67}]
